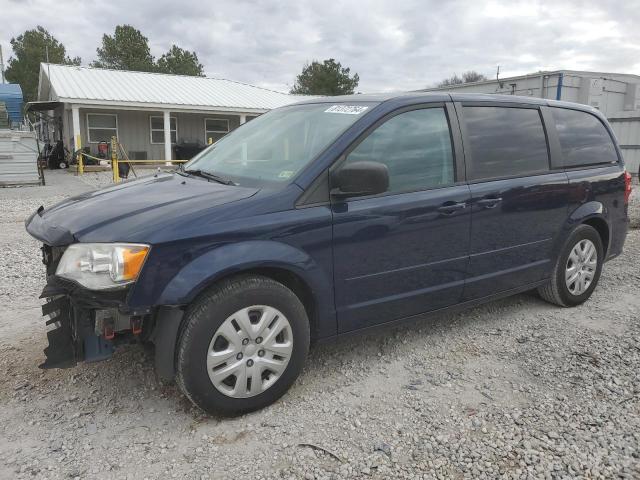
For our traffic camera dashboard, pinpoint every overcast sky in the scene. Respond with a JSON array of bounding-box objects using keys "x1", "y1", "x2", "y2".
[{"x1": 1, "y1": 0, "x2": 639, "y2": 93}]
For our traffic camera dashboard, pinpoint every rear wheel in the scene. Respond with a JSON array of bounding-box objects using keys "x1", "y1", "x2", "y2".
[
  {"x1": 538, "y1": 225, "x2": 604, "y2": 307},
  {"x1": 176, "y1": 275, "x2": 309, "y2": 415}
]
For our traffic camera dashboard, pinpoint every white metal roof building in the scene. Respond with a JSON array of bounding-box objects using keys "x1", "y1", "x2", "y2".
[
  {"x1": 420, "y1": 70, "x2": 640, "y2": 175},
  {"x1": 38, "y1": 63, "x2": 303, "y2": 112},
  {"x1": 36, "y1": 63, "x2": 308, "y2": 162}
]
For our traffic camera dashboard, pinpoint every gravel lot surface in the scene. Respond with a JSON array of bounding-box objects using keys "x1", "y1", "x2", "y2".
[{"x1": 1, "y1": 170, "x2": 639, "y2": 479}]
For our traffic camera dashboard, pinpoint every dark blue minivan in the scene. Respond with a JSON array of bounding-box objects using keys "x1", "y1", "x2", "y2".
[{"x1": 27, "y1": 93, "x2": 632, "y2": 414}]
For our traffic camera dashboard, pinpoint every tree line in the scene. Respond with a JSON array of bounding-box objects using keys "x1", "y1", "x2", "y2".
[
  {"x1": 3, "y1": 24, "x2": 488, "y2": 104},
  {"x1": 4, "y1": 25, "x2": 204, "y2": 103}
]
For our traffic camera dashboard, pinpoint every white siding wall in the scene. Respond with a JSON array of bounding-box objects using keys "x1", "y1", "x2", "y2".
[
  {"x1": 74, "y1": 108, "x2": 243, "y2": 160},
  {"x1": 609, "y1": 114, "x2": 640, "y2": 175}
]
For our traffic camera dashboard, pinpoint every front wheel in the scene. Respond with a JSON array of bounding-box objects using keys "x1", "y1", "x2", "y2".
[
  {"x1": 538, "y1": 225, "x2": 604, "y2": 307},
  {"x1": 176, "y1": 275, "x2": 310, "y2": 415}
]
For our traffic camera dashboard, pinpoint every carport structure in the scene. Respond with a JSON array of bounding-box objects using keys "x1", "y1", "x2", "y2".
[{"x1": 36, "y1": 63, "x2": 307, "y2": 161}]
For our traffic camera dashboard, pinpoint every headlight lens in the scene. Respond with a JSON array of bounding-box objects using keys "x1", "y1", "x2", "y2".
[{"x1": 56, "y1": 243, "x2": 150, "y2": 290}]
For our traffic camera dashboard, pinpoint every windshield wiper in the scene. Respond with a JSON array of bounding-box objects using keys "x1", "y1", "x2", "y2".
[{"x1": 183, "y1": 169, "x2": 235, "y2": 185}]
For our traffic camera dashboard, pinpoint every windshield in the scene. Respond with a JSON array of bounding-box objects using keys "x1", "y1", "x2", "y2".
[{"x1": 184, "y1": 102, "x2": 377, "y2": 187}]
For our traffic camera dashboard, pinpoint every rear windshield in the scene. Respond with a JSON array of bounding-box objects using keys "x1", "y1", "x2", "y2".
[{"x1": 185, "y1": 102, "x2": 377, "y2": 188}]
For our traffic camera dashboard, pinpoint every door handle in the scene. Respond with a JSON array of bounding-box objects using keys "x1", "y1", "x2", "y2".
[
  {"x1": 476, "y1": 197, "x2": 503, "y2": 208},
  {"x1": 437, "y1": 202, "x2": 467, "y2": 214}
]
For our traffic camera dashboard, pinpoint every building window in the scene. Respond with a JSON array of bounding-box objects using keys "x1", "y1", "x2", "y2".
[
  {"x1": 87, "y1": 113, "x2": 118, "y2": 143},
  {"x1": 150, "y1": 116, "x2": 178, "y2": 144},
  {"x1": 205, "y1": 118, "x2": 230, "y2": 143}
]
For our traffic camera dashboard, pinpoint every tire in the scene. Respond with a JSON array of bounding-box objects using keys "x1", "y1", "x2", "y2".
[
  {"x1": 538, "y1": 225, "x2": 604, "y2": 307},
  {"x1": 176, "y1": 275, "x2": 310, "y2": 415}
]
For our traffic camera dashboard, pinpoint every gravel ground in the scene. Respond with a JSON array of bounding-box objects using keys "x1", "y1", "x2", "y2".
[{"x1": 0, "y1": 170, "x2": 639, "y2": 480}]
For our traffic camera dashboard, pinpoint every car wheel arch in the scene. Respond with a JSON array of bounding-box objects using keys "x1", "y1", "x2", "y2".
[
  {"x1": 151, "y1": 251, "x2": 324, "y2": 384},
  {"x1": 153, "y1": 240, "x2": 328, "y2": 336},
  {"x1": 193, "y1": 267, "x2": 319, "y2": 340},
  {"x1": 566, "y1": 201, "x2": 611, "y2": 255},
  {"x1": 581, "y1": 216, "x2": 610, "y2": 256}
]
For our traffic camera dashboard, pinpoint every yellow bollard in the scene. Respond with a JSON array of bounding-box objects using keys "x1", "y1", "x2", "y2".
[
  {"x1": 76, "y1": 135, "x2": 83, "y2": 175},
  {"x1": 208, "y1": 137, "x2": 213, "y2": 145},
  {"x1": 110, "y1": 136, "x2": 119, "y2": 183}
]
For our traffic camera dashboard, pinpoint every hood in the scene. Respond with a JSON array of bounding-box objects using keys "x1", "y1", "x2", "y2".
[{"x1": 26, "y1": 173, "x2": 258, "y2": 246}]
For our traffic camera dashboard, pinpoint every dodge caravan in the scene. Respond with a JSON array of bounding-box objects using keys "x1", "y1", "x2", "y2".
[{"x1": 26, "y1": 93, "x2": 631, "y2": 414}]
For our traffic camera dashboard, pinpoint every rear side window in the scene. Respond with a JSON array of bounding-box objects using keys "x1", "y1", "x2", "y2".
[
  {"x1": 345, "y1": 107, "x2": 454, "y2": 193},
  {"x1": 463, "y1": 106, "x2": 549, "y2": 181},
  {"x1": 550, "y1": 108, "x2": 618, "y2": 167}
]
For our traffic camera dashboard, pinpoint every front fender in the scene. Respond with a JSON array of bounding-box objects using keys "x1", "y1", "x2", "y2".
[{"x1": 153, "y1": 240, "x2": 330, "y2": 308}]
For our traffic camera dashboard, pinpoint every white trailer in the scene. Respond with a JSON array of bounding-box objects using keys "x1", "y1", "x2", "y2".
[
  {"x1": 0, "y1": 129, "x2": 42, "y2": 186},
  {"x1": 421, "y1": 70, "x2": 640, "y2": 175}
]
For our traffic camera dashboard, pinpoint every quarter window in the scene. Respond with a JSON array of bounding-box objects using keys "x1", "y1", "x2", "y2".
[
  {"x1": 344, "y1": 108, "x2": 455, "y2": 193},
  {"x1": 150, "y1": 116, "x2": 177, "y2": 144},
  {"x1": 463, "y1": 106, "x2": 549, "y2": 181},
  {"x1": 550, "y1": 108, "x2": 618, "y2": 167},
  {"x1": 87, "y1": 114, "x2": 118, "y2": 143}
]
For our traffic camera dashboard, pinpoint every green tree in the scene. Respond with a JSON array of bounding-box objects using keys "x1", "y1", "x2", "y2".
[
  {"x1": 437, "y1": 70, "x2": 487, "y2": 87},
  {"x1": 91, "y1": 25, "x2": 155, "y2": 72},
  {"x1": 4, "y1": 26, "x2": 81, "y2": 103},
  {"x1": 156, "y1": 45, "x2": 204, "y2": 76},
  {"x1": 290, "y1": 59, "x2": 359, "y2": 95}
]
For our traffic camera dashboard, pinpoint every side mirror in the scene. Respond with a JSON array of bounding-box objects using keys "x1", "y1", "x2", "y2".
[{"x1": 331, "y1": 161, "x2": 389, "y2": 199}]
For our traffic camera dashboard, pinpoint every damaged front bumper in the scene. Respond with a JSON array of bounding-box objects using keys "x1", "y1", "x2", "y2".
[
  {"x1": 28, "y1": 212, "x2": 161, "y2": 371},
  {"x1": 40, "y1": 275, "x2": 136, "y2": 369},
  {"x1": 36, "y1": 243, "x2": 183, "y2": 382}
]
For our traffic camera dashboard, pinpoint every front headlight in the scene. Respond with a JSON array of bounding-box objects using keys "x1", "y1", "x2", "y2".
[{"x1": 56, "y1": 243, "x2": 150, "y2": 290}]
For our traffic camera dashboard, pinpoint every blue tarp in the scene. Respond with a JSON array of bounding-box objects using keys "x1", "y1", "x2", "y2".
[{"x1": 0, "y1": 84, "x2": 23, "y2": 124}]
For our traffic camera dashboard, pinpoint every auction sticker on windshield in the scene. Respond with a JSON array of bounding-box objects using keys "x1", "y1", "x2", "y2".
[
  {"x1": 278, "y1": 170, "x2": 294, "y2": 179},
  {"x1": 324, "y1": 105, "x2": 369, "y2": 114}
]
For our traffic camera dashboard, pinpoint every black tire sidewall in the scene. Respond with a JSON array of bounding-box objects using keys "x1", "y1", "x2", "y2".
[
  {"x1": 555, "y1": 226, "x2": 604, "y2": 306},
  {"x1": 178, "y1": 277, "x2": 309, "y2": 415}
]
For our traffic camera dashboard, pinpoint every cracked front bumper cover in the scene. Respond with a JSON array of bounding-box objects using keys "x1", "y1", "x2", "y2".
[
  {"x1": 39, "y1": 277, "x2": 126, "y2": 369},
  {"x1": 40, "y1": 296, "x2": 76, "y2": 369}
]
